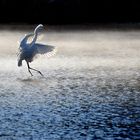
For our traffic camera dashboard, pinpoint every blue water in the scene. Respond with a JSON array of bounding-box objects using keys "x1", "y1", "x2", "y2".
[{"x1": 0, "y1": 28, "x2": 140, "y2": 139}]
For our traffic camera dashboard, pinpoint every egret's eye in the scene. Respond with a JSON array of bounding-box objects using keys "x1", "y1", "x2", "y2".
[{"x1": 38, "y1": 27, "x2": 44, "y2": 31}]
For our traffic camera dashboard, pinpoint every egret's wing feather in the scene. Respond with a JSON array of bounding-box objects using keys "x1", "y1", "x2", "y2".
[
  {"x1": 35, "y1": 43, "x2": 55, "y2": 54},
  {"x1": 34, "y1": 43, "x2": 56, "y2": 57},
  {"x1": 18, "y1": 33, "x2": 34, "y2": 51}
]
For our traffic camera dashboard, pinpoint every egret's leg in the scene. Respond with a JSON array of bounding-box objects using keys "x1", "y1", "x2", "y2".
[
  {"x1": 29, "y1": 67, "x2": 44, "y2": 77},
  {"x1": 26, "y1": 61, "x2": 44, "y2": 76},
  {"x1": 26, "y1": 61, "x2": 33, "y2": 76}
]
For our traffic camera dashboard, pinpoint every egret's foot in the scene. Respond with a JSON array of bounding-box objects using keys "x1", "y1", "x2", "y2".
[
  {"x1": 38, "y1": 71, "x2": 44, "y2": 77},
  {"x1": 28, "y1": 66, "x2": 44, "y2": 77}
]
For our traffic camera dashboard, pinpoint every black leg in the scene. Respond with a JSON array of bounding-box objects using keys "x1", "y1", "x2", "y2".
[
  {"x1": 26, "y1": 61, "x2": 33, "y2": 76},
  {"x1": 26, "y1": 61, "x2": 44, "y2": 76},
  {"x1": 29, "y1": 67, "x2": 44, "y2": 76}
]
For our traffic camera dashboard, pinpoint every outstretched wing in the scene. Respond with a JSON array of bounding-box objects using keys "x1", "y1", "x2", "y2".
[{"x1": 34, "y1": 43, "x2": 56, "y2": 57}]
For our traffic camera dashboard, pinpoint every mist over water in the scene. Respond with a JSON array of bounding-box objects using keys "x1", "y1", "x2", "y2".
[{"x1": 0, "y1": 26, "x2": 140, "y2": 139}]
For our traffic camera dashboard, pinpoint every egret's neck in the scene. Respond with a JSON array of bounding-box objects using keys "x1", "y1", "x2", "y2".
[
  {"x1": 30, "y1": 24, "x2": 43, "y2": 46},
  {"x1": 30, "y1": 30, "x2": 39, "y2": 46}
]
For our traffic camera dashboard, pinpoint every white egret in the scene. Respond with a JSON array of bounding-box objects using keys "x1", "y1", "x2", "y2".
[{"x1": 17, "y1": 24, "x2": 55, "y2": 76}]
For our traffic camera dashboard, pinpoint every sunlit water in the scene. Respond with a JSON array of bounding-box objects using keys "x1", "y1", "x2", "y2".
[{"x1": 0, "y1": 26, "x2": 140, "y2": 139}]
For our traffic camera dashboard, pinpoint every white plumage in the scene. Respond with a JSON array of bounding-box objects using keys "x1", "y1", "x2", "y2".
[{"x1": 18, "y1": 24, "x2": 56, "y2": 76}]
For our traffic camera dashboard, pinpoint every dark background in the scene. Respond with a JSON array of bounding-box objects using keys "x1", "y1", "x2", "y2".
[{"x1": 0, "y1": 0, "x2": 140, "y2": 24}]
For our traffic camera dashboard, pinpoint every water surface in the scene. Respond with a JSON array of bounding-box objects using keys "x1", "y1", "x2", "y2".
[{"x1": 0, "y1": 26, "x2": 140, "y2": 139}]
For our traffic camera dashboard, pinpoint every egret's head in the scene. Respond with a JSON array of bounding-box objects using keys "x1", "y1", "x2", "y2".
[{"x1": 34, "y1": 24, "x2": 44, "y2": 34}]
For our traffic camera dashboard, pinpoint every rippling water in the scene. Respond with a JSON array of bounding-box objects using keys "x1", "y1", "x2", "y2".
[{"x1": 0, "y1": 26, "x2": 140, "y2": 139}]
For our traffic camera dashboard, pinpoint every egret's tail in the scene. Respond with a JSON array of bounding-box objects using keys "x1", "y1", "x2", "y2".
[{"x1": 18, "y1": 59, "x2": 22, "y2": 67}]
